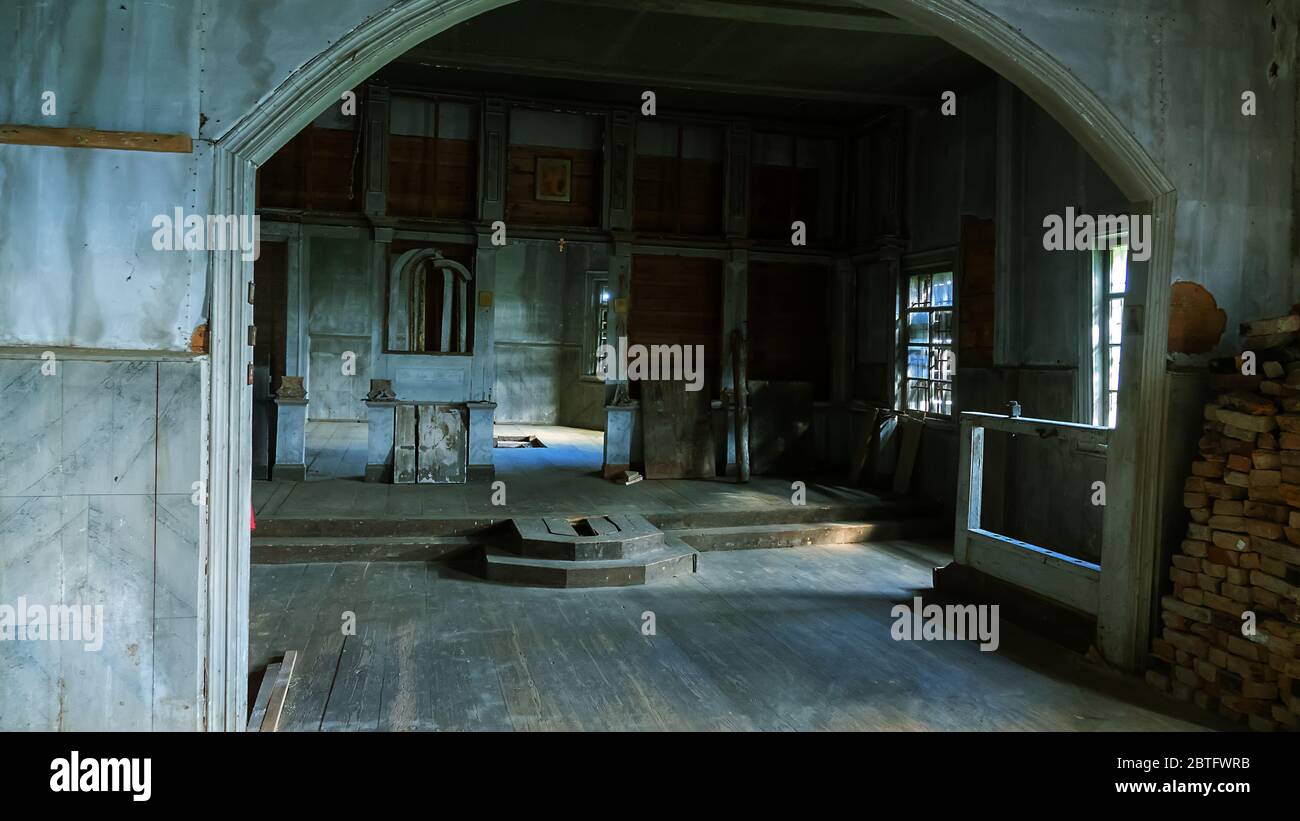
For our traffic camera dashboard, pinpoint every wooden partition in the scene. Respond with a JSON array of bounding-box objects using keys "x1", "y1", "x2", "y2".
[{"x1": 954, "y1": 411, "x2": 1109, "y2": 615}]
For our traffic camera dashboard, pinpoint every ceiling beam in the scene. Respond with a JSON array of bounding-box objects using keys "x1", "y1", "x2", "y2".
[
  {"x1": 397, "y1": 47, "x2": 928, "y2": 107},
  {"x1": 548, "y1": 0, "x2": 928, "y2": 36}
]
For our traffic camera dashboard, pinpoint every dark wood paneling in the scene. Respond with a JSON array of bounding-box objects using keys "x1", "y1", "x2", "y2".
[
  {"x1": 253, "y1": 241, "x2": 289, "y2": 383},
  {"x1": 633, "y1": 156, "x2": 723, "y2": 236},
  {"x1": 748, "y1": 165, "x2": 823, "y2": 241},
  {"x1": 388, "y1": 136, "x2": 478, "y2": 220},
  {"x1": 747, "y1": 260, "x2": 830, "y2": 398},
  {"x1": 258, "y1": 125, "x2": 364, "y2": 213},
  {"x1": 959, "y1": 215, "x2": 996, "y2": 368},
  {"x1": 628, "y1": 255, "x2": 724, "y2": 397},
  {"x1": 506, "y1": 144, "x2": 601, "y2": 228}
]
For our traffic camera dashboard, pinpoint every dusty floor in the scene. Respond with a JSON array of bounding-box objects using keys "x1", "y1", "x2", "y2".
[
  {"x1": 249, "y1": 538, "x2": 1213, "y2": 732},
  {"x1": 258, "y1": 423, "x2": 895, "y2": 520}
]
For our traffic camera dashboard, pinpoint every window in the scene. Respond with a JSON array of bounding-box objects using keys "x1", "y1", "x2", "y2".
[
  {"x1": 902, "y1": 269, "x2": 955, "y2": 416},
  {"x1": 583, "y1": 273, "x2": 611, "y2": 377},
  {"x1": 1091, "y1": 242, "x2": 1128, "y2": 427}
]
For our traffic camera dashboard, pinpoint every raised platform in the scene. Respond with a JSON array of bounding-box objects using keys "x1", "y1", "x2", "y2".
[
  {"x1": 251, "y1": 497, "x2": 945, "y2": 565},
  {"x1": 482, "y1": 514, "x2": 699, "y2": 587}
]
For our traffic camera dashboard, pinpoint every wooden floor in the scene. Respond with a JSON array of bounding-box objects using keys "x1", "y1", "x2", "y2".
[
  {"x1": 303, "y1": 420, "x2": 368, "y2": 481},
  {"x1": 257, "y1": 424, "x2": 892, "y2": 520},
  {"x1": 250, "y1": 538, "x2": 1212, "y2": 732}
]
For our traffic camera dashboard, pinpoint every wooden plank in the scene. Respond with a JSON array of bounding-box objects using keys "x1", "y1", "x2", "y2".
[
  {"x1": 892, "y1": 414, "x2": 924, "y2": 494},
  {"x1": 966, "y1": 529, "x2": 1100, "y2": 615},
  {"x1": 247, "y1": 661, "x2": 280, "y2": 731},
  {"x1": 0, "y1": 123, "x2": 192, "y2": 153},
  {"x1": 732, "y1": 327, "x2": 750, "y2": 483},
  {"x1": 748, "y1": 380, "x2": 815, "y2": 474},
  {"x1": 953, "y1": 419, "x2": 977, "y2": 564},
  {"x1": 544, "y1": 517, "x2": 578, "y2": 537},
  {"x1": 848, "y1": 408, "x2": 879, "y2": 485},
  {"x1": 394, "y1": 405, "x2": 417, "y2": 484},
  {"x1": 416, "y1": 404, "x2": 467, "y2": 484},
  {"x1": 961, "y1": 411, "x2": 1110, "y2": 447},
  {"x1": 259, "y1": 650, "x2": 298, "y2": 732},
  {"x1": 641, "y1": 380, "x2": 716, "y2": 480}
]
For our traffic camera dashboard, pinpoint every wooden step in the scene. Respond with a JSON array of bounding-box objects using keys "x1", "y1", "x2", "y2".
[
  {"x1": 671, "y1": 518, "x2": 946, "y2": 551},
  {"x1": 482, "y1": 537, "x2": 699, "y2": 588},
  {"x1": 512, "y1": 513, "x2": 666, "y2": 560},
  {"x1": 252, "y1": 535, "x2": 478, "y2": 564}
]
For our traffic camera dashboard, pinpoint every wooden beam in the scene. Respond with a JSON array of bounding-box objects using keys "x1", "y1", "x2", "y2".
[
  {"x1": 0, "y1": 123, "x2": 192, "y2": 153},
  {"x1": 398, "y1": 48, "x2": 929, "y2": 107},
  {"x1": 966, "y1": 529, "x2": 1101, "y2": 616},
  {"x1": 961, "y1": 411, "x2": 1112, "y2": 449},
  {"x1": 551, "y1": 0, "x2": 927, "y2": 35}
]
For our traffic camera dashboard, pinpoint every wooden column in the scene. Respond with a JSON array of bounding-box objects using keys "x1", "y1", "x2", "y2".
[
  {"x1": 480, "y1": 98, "x2": 507, "y2": 224},
  {"x1": 606, "y1": 109, "x2": 635, "y2": 231},
  {"x1": 724, "y1": 122, "x2": 750, "y2": 239},
  {"x1": 472, "y1": 228, "x2": 498, "y2": 401},
  {"x1": 361, "y1": 83, "x2": 390, "y2": 217}
]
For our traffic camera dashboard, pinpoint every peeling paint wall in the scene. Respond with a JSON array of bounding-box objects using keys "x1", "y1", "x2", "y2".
[
  {"x1": 0, "y1": 1, "x2": 207, "y2": 351},
  {"x1": 975, "y1": 0, "x2": 1297, "y2": 345}
]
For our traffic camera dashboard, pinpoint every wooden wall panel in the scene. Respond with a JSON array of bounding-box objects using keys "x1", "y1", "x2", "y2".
[
  {"x1": 257, "y1": 125, "x2": 363, "y2": 213},
  {"x1": 748, "y1": 165, "x2": 822, "y2": 241},
  {"x1": 960, "y1": 216, "x2": 996, "y2": 368},
  {"x1": 388, "y1": 136, "x2": 477, "y2": 219},
  {"x1": 252, "y1": 241, "x2": 289, "y2": 384},
  {"x1": 747, "y1": 260, "x2": 831, "y2": 398},
  {"x1": 629, "y1": 255, "x2": 723, "y2": 396},
  {"x1": 633, "y1": 156, "x2": 723, "y2": 236},
  {"x1": 506, "y1": 145, "x2": 601, "y2": 227}
]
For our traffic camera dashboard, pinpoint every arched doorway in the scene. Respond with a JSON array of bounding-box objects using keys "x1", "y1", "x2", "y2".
[{"x1": 206, "y1": 0, "x2": 1176, "y2": 729}]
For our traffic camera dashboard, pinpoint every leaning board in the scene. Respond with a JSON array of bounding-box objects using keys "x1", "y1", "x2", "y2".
[{"x1": 640, "y1": 380, "x2": 716, "y2": 480}]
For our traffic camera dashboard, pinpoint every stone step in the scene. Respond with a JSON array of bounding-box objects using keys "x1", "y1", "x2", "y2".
[
  {"x1": 482, "y1": 536, "x2": 699, "y2": 588},
  {"x1": 671, "y1": 517, "x2": 946, "y2": 551},
  {"x1": 252, "y1": 535, "x2": 479, "y2": 564}
]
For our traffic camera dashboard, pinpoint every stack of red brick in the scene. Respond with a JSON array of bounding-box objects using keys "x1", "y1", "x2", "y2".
[{"x1": 1145, "y1": 313, "x2": 1300, "y2": 731}]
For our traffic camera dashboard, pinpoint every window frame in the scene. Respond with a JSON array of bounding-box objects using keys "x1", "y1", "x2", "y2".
[
  {"x1": 1087, "y1": 236, "x2": 1129, "y2": 429},
  {"x1": 581, "y1": 270, "x2": 612, "y2": 380},
  {"x1": 898, "y1": 250, "x2": 959, "y2": 421}
]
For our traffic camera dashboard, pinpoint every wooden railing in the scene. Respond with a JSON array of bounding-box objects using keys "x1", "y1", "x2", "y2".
[{"x1": 954, "y1": 412, "x2": 1110, "y2": 615}]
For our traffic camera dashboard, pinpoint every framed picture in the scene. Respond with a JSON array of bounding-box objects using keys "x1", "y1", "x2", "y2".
[{"x1": 534, "y1": 157, "x2": 572, "y2": 202}]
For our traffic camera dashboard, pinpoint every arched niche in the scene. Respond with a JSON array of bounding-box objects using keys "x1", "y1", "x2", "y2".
[{"x1": 387, "y1": 248, "x2": 474, "y2": 354}]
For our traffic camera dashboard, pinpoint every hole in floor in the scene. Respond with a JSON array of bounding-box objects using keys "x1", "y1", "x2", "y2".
[{"x1": 494, "y1": 435, "x2": 547, "y2": 448}]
